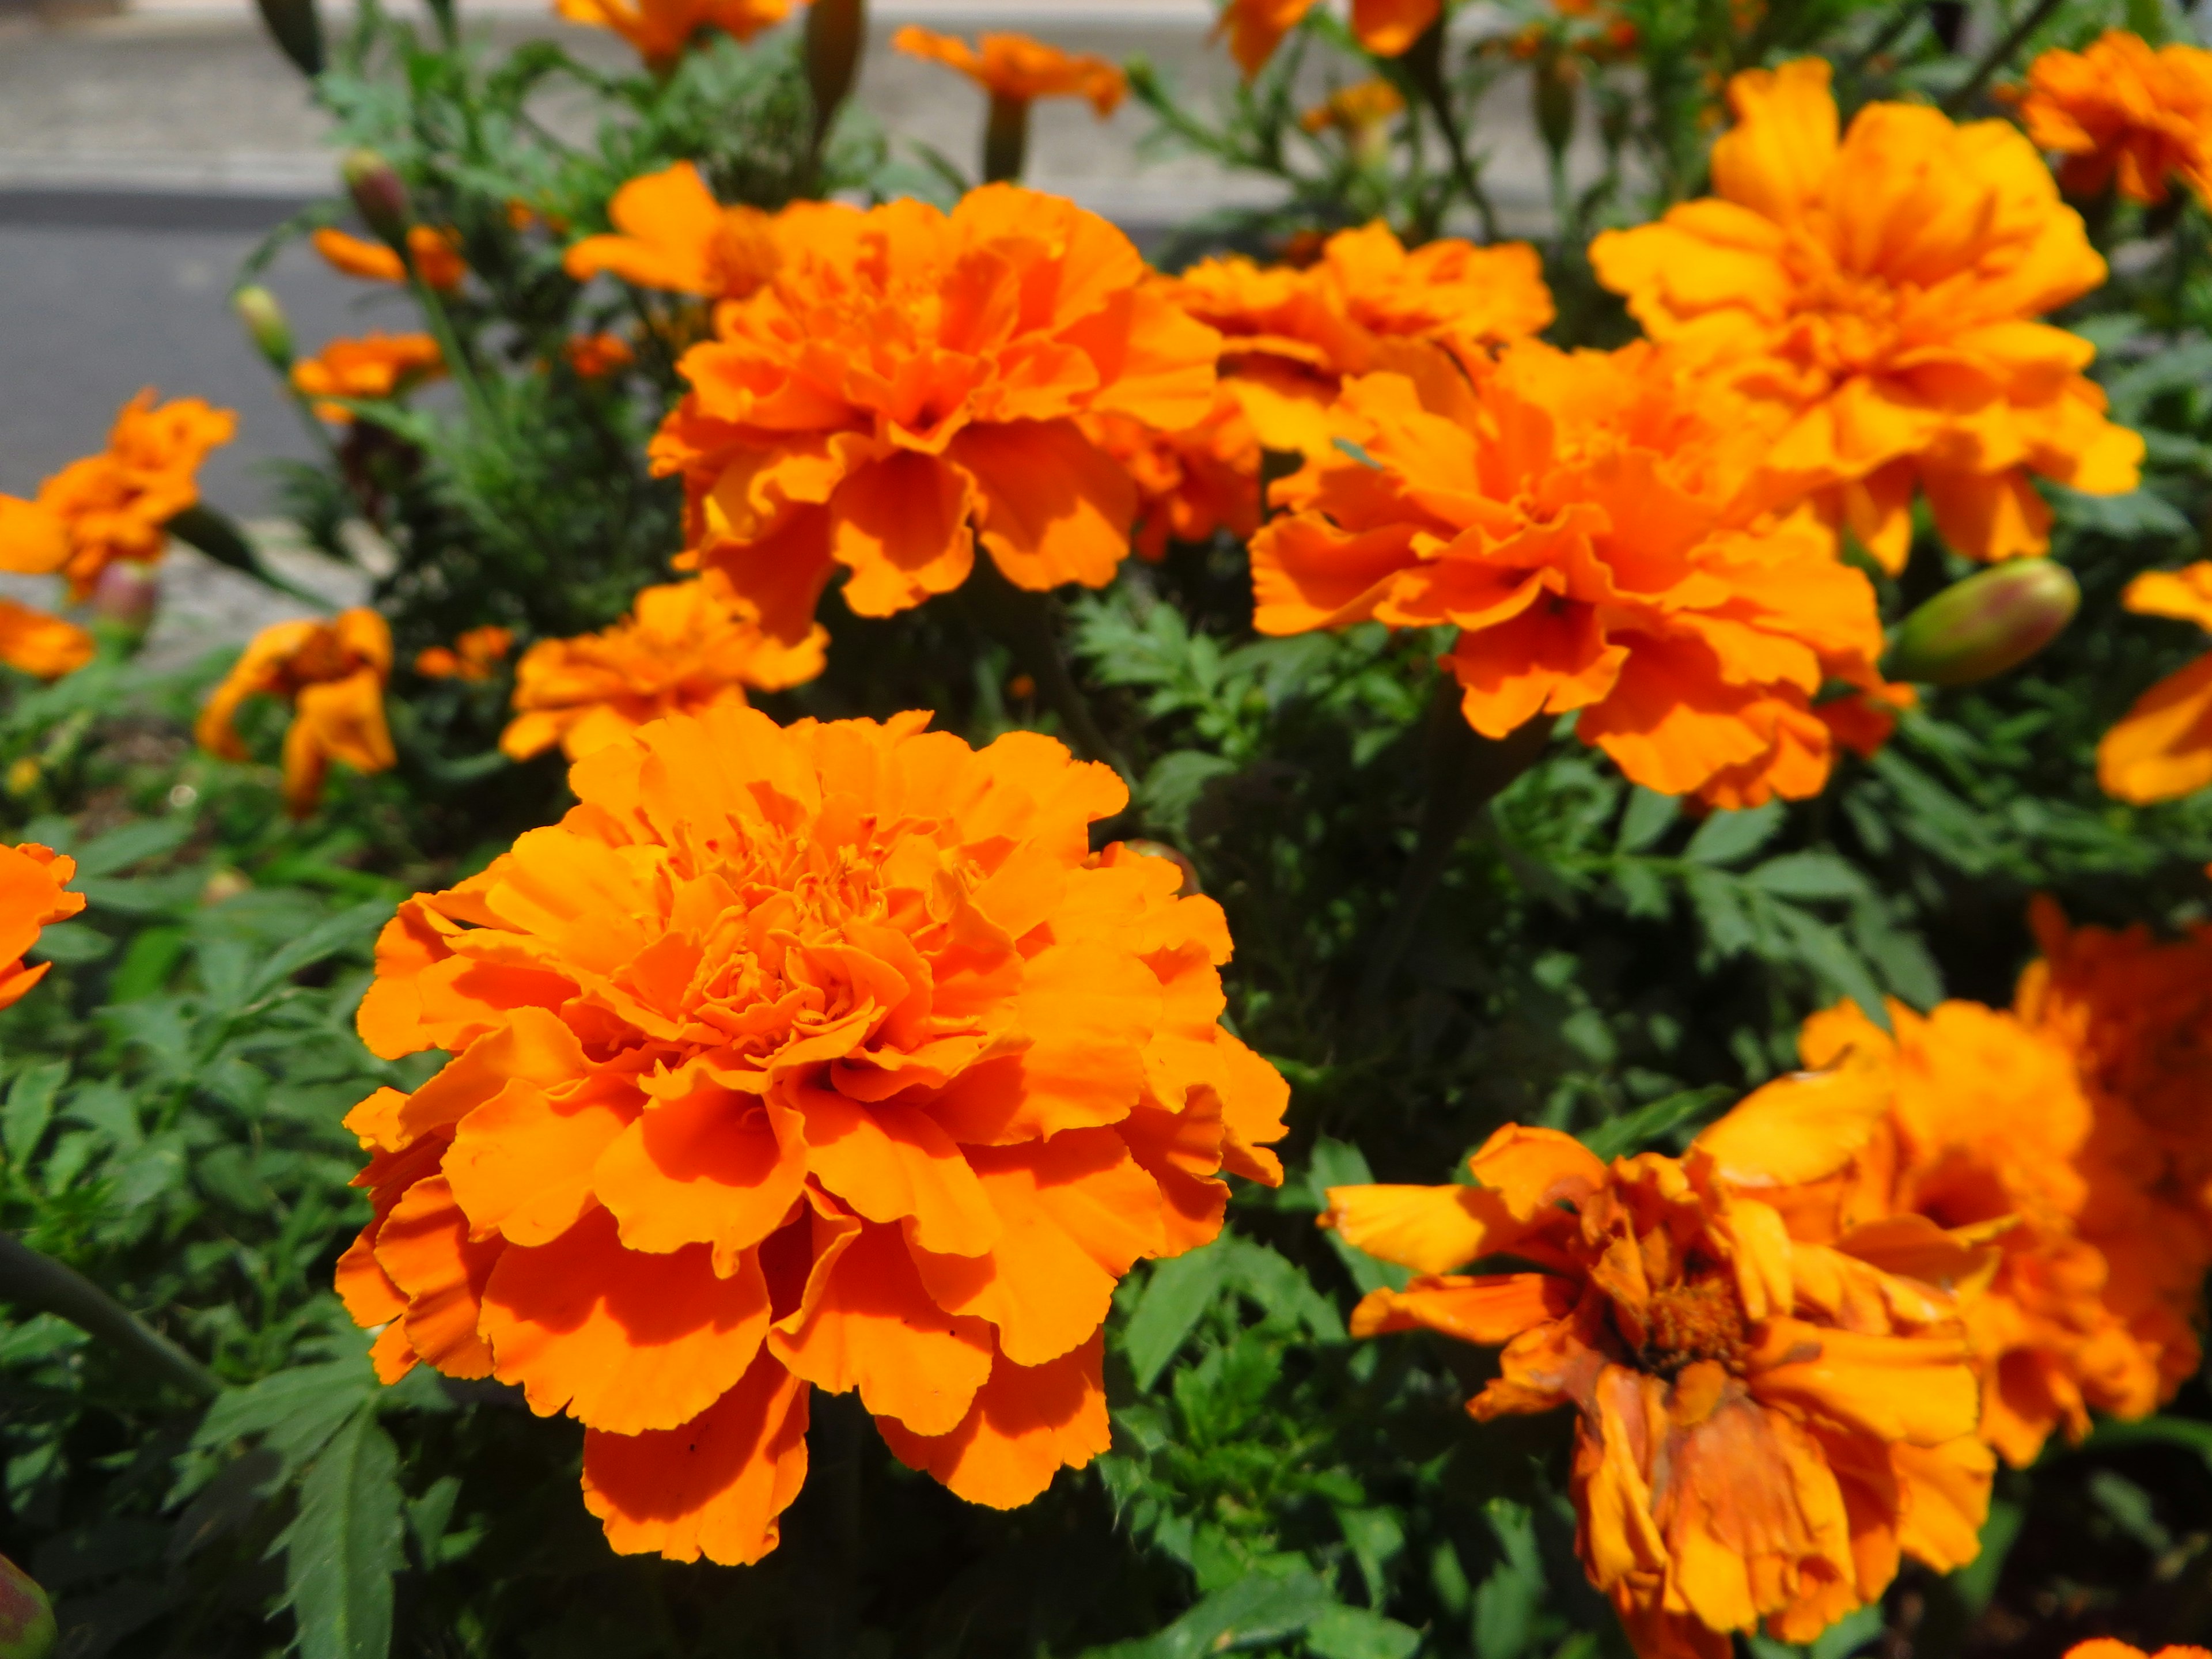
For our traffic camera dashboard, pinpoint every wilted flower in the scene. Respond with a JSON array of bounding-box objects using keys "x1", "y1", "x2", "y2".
[
  {"x1": 312, "y1": 225, "x2": 467, "y2": 291},
  {"x1": 1251, "y1": 339, "x2": 1896, "y2": 808},
  {"x1": 2013, "y1": 31, "x2": 2212, "y2": 209},
  {"x1": 554, "y1": 0, "x2": 790, "y2": 66},
  {"x1": 1590, "y1": 59, "x2": 2142, "y2": 570},
  {"x1": 892, "y1": 27, "x2": 1126, "y2": 116},
  {"x1": 649, "y1": 185, "x2": 1219, "y2": 642},
  {"x1": 563, "y1": 162, "x2": 783, "y2": 300},
  {"x1": 415, "y1": 624, "x2": 514, "y2": 682},
  {"x1": 501, "y1": 573, "x2": 826, "y2": 760},
  {"x1": 1215, "y1": 0, "x2": 1441, "y2": 78},
  {"x1": 338, "y1": 705, "x2": 1288, "y2": 1563},
  {"x1": 0, "y1": 843, "x2": 86, "y2": 1011},
  {"x1": 0, "y1": 603, "x2": 94, "y2": 682},
  {"x1": 1325, "y1": 1100, "x2": 1990, "y2": 1659},
  {"x1": 197, "y1": 609, "x2": 395, "y2": 816},
  {"x1": 291, "y1": 333, "x2": 445, "y2": 423},
  {"x1": 2096, "y1": 563, "x2": 2212, "y2": 803},
  {"x1": 0, "y1": 390, "x2": 235, "y2": 599}
]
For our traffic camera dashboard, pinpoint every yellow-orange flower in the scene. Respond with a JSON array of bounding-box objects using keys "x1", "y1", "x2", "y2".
[
  {"x1": 336, "y1": 704, "x2": 1288, "y2": 1563},
  {"x1": 564, "y1": 334, "x2": 637, "y2": 378},
  {"x1": 0, "y1": 601, "x2": 94, "y2": 681},
  {"x1": 196, "y1": 608, "x2": 396, "y2": 816},
  {"x1": 312, "y1": 225, "x2": 467, "y2": 291},
  {"x1": 892, "y1": 28, "x2": 1126, "y2": 116},
  {"x1": 1755, "y1": 997, "x2": 2206, "y2": 1469},
  {"x1": 291, "y1": 334, "x2": 445, "y2": 423},
  {"x1": 1085, "y1": 388, "x2": 1263, "y2": 561},
  {"x1": 563, "y1": 162, "x2": 785, "y2": 301},
  {"x1": 1325, "y1": 1101, "x2": 1990, "y2": 1659},
  {"x1": 649, "y1": 185, "x2": 1220, "y2": 643},
  {"x1": 1299, "y1": 77, "x2": 1408, "y2": 142},
  {"x1": 2065, "y1": 1643, "x2": 2212, "y2": 1659},
  {"x1": 1251, "y1": 339, "x2": 1894, "y2": 808},
  {"x1": 2096, "y1": 563, "x2": 2212, "y2": 803},
  {"x1": 1216, "y1": 0, "x2": 1441, "y2": 78},
  {"x1": 0, "y1": 843, "x2": 85, "y2": 1011},
  {"x1": 1161, "y1": 221, "x2": 1554, "y2": 457},
  {"x1": 416, "y1": 624, "x2": 514, "y2": 682},
  {"x1": 1590, "y1": 58, "x2": 2141, "y2": 571},
  {"x1": 501, "y1": 573, "x2": 827, "y2": 761},
  {"x1": 2014, "y1": 31, "x2": 2212, "y2": 209},
  {"x1": 0, "y1": 390, "x2": 236, "y2": 599},
  {"x1": 554, "y1": 0, "x2": 790, "y2": 66}
]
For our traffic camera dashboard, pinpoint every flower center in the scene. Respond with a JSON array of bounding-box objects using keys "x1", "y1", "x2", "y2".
[
  {"x1": 1781, "y1": 239, "x2": 1903, "y2": 377},
  {"x1": 1635, "y1": 1271, "x2": 1750, "y2": 1380}
]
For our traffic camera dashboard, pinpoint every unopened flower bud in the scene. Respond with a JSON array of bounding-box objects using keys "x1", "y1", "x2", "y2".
[
  {"x1": 341, "y1": 149, "x2": 410, "y2": 248},
  {"x1": 1533, "y1": 46, "x2": 1580, "y2": 160},
  {"x1": 233, "y1": 285, "x2": 293, "y2": 371},
  {"x1": 805, "y1": 0, "x2": 865, "y2": 150},
  {"x1": 252, "y1": 0, "x2": 323, "y2": 77},
  {"x1": 1123, "y1": 838, "x2": 1201, "y2": 897},
  {"x1": 0, "y1": 1555, "x2": 55, "y2": 1659},
  {"x1": 1887, "y1": 559, "x2": 2081, "y2": 686},
  {"x1": 90, "y1": 560, "x2": 160, "y2": 645}
]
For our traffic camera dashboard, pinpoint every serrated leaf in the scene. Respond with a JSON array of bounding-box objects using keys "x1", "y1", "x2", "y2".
[
  {"x1": 1305, "y1": 1604, "x2": 1422, "y2": 1659},
  {"x1": 30, "y1": 921, "x2": 112, "y2": 965},
  {"x1": 276, "y1": 1406, "x2": 404, "y2": 1659},
  {"x1": 1614, "y1": 787, "x2": 1677, "y2": 854},
  {"x1": 3, "y1": 1060, "x2": 68, "y2": 1167},
  {"x1": 71, "y1": 817, "x2": 194, "y2": 880},
  {"x1": 1683, "y1": 802, "x2": 1783, "y2": 866},
  {"x1": 1473, "y1": 1498, "x2": 1546, "y2": 1659},
  {"x1": 1125, "y1": 1243, "x2": 1234, "y2": 1393},
  {"x1": 245, "y1": 901, "x2": 393, "y2": 1003},
  {"x1": 1745, "y1": 852, "x2": 1869, "y2": 903},
  {"x1": 1225, "y1": 1237, "x2": 1346, "y2": 1344},
  {"x1": 2051, "y1": 485, "x2": 2191, "y2": 540},
  {"x1": 192, "y1": 1360, "x2": 380, "y2": 1483},
  {"x1": 1578, "y1": 1086, "x2": 1733, "y2": 1162}
]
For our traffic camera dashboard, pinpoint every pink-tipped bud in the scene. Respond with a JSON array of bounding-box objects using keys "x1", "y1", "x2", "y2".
[
  {"x1": 341, "y1": 149, "x2": 410, "y2": 248},
  {"x1": 0, "y1": 1555, "x2": 55, "y2": 1659},
  {"x1": 232, "y1": 285, "x2": 293, "y2": 371},
  {"x1": 90, "y1": 560, "x2": 160, "y2": 643},
  {"x1": 1123, "y1": 838, "x2": 1202, "y2": 897},
  {"x1": 1888, "y1": 558, "x2": 2081, "y2": 686}
]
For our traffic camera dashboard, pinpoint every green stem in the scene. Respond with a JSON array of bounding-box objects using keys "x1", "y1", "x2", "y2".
[
  {"x1": 1939, "y1": 0, "x2": 2065, "y2": 114},
  {"x1": 1402, "y1": 21, "x2": 1499, "y2": 243},
  {"x1": 408, "y1": 271, "x2": 495, "y2": 429},
  {"x1": 982, "y1": 93, "x2": 1029, "y2": 185},
  {"x1": 957, "y1": 558, "x2": 1127, "y2": 780},
  {"x1": 0, "y1": 1232, "x2": 219, "y2": 1402}
]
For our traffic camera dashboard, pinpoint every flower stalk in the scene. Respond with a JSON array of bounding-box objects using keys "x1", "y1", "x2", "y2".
[{"x1": 0, "y1": 1232, "x2": 219, "y2": 1402}]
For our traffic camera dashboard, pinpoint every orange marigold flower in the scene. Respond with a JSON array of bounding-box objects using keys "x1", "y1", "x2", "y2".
[
  {"x1": 416, "y1": 624, "x2": 514, "y2": 682},
  {"x1": 1250, "y1": 338, "x2": 1895, "y2": 808},
  {"x1": 501, "y1": 573, "x2": 827, "y2": 761},
  {"x1": 0, "y1": 390, "x2": 235, "y2": 600},
  {"x1": 1756, "y1": 997, "x2": 2207, "y2": 1468},
  {"x1": 336, "y1": 704, "x2": 1289, "y2": 1563},
  {"x1": 554, "y1": 0, "x2": 789, "y2": 66},
  {"x1": 197, "y1": 608, "x2": 396, "y2": 816},
  {"x1": 1300, "y1": 77, "x2": 1408, "y2": 139},
  {"x1": 0, "y1": 601, "x2": 94, "y2": 681},
  {"x1": 2096, "y1": 563, "x2": 2212, "y2": 803},
  {"x1": 563, "y1": 162, "x2": 785, "y2": 301},
  {"x1": 1161, "y1": 221, "x2": 1554, "y2": 456},
  {"x1": 291, "y1": 333, "x2": 445, "y2": 423},
  {"x1": 1216, "y1": 0, "x2": 1441, "y2": 78},
  {"x1": 2065, "y1": 1643, "x2": 2212, "y2": 1659},
  {"x1": 312, "y1": 225, "x2": 467, "y2": 291},
  {"x1": 1084, "y1": 388, "x2": 1263, "y2": 561},
  {"x1": 564, "y1": 333, "x2": 637, "y2": 378},
  {"x1": 2013, "y1": 31, "x2": 2212, "y2": 209},
  {"x1": 0, "y1": 843, "x2": 86, "y2": 1011},
  {"x1": 649, "y1": 185, "x2": 1221, "y2": 642},
  {"x1": 892, "y1": 27, "x2": 1126, "y2": 117},
  {"x1": 1324, "y1": 1102, "x2": 1990, "y2": 1659},
  {"x1": 1589, "y1": 58, "x2": 2142, "y2": 572}
]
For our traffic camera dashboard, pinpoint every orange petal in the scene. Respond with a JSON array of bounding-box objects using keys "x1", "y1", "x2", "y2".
[
  {"x1": 874, "y1": 1331, "x2": 1108, "y2": 1507},
  {"x1": 793, "y1": 1087, "x2": 1002, "y2": 1256},
  {"x1": 946, "y1": 419, "x2": 1135, "y2": 593},
  {"x1": 828, "y1": 450, "x2": 976, "y2": 618},
  {"x1": 1348, "y1": 1271, "x2": 1576, "y2": 1343},
  {"x1": 593, "y1": 1090, "x2": 807, "y2": 1273},
  {"x1": 373, "y1": 1175, "x2": 502, "y2": 1380},
  {"x1": 445, "y1": 1076, "x2": 638, "y2": 1245}
]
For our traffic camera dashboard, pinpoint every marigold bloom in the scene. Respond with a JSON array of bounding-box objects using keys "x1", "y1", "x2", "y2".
[
  {"x1": 335, "y1": 704, "x2": 1289, "y2": 1563},
  {"x1": 564, "y1": 334, "x2": 637, "y2": 378},
  {"x1": 1325, "y1": 1104, "x2": 1990, "y2": 1659},
  {"x1": 1300, "y1": 77, "x2": 1408, "y2": 140},
  {"x1": 1759, "y1": 997, "x2": 2206, "y2": 1468},
  {"x1": 0, "y1": 602, "x2": 94, "y2": 681},
  {"x1": 501, "y1": 574, "x2": 827, "y2": 761},
  {"x1": 312, "y1": 225, "x2": 467, "y2": 291},
  {"x1": 291, "y1": 333, "x2": 445, "y2": 423},
  {"x1": 563, "y1": 162, "x2": 783, "y2": 301},
  {"x1": 416, "y1": 625, "x2": 514, "y2": 682},
  {"x1": 1251, "y1": 339, "x2": 1895, "y2": 807},
  {"x1": 0, "y1": 843, "x2": 85, "y2": 1011},
  {"x1": 2065, "y1": 1643, "x2": 2212, "y2": 1659},
  {"x1": 197, "y1": 608, "x2": 396, "y2": 816},
  {"x1": 650, "y1": 185, "x2": 1221, "y2": 642},
  {"x1": 1590, "y1": 59, "x2": 2141, "y2": 570},
  {"x1": 2014, "y1": 31, "x2": 2212, "y2": 209},
  {"x1": 892, "y1": 27, "x2": 1125, "y2": 116},
  {"x1": 554, "y1": 0, "x2": 789, "y2": 65},
  {"x1": 1085, "y1": 389, "x2": 1263, "y2": 561},
  {"x1": 1216, "y1": 0, "x2": 1441, "y2": 78},
  {"x1": 1162, "y1": 222, "x2": 1554, "y2": 456},
  {"x1": 2096, "y1": 564, "x2": 2212, "y2": 803},
  {"x1": 0, "y1": 390, "x2": 235, "y2": 600}
]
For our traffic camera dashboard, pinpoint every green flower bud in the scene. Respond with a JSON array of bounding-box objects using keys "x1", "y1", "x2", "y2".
[
  {"x1": 232, "y1": 285, "x2": 293, "y2": 371},
  {"x1": 1888, "y1": 559, "x2": 2081, "y2": 687},
  {"x1": 0, "y1": 1555, "x2": 55, "y2": 1659},
  {"x1": 252, "y1": 0, "x2": 324, "y2": 78},
  {"x1": 805, "y1": 0, "x2": 865, "y2": 151},
  {"x1": 341, "y1": 149, "x2": 410, "y2": 248}
]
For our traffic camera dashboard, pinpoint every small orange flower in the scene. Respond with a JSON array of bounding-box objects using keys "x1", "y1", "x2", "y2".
[
  {"x1": 416, "y1": 624, "x2": 514, "y2": 682},
  {"x1": 0, "y1": 601, "x2": 94, "y2": 681},
  {"x1": 1590, "y1": 58, "x2": 2142, "y2": 570},
  {"x1": 1216, "y1": 0, "x2": 1441, "y2": 78},
  {"x1": 1161, "y1": 221, "x2": 1554, "y2": 456},
  {"x1": 1299, "y1": 77, "x2": 1408, "y2": 141},
  {"x1": 337, "y1": 704, "x2": 1288, "y2": 1563},
  {"x1": 554, "y1": 0, "x2": 789, "y2": 66},
  {"x1": 564, "y1": 334, "x2": 637, "y2": 378},
  {"x1": 1085, "y1": 388, "x2": 1263, "y2": 562},
  {"x1": 291, "y1": 334, "x2": 445, "y2": 423},
  {"x1": 649, "y1": 185, "x2": 1220, "y2": 642},
  {"x1": 2064, "y1": 1643, "x2": 2212, "y2": 1659},
  {"x1": 196, "y1": 608, "x2": 396, "y2": 816},
  {"x1": 312, "y1": 225, "x2": 467, "y2": 291},
  {"x1": 0, "y1": 391, "x2": 236, "y2": 600},
  {"x1": 563, "y1": 162, "x2": 786, "y2": 300},
  {"x1": 2096, "y1": 564, "x2": 2212, "y2": 803},
  {"x1": 1325, "y1": 1101, "x2": 1990, "y2": 1659},
  {"x1": 2014, "y1": 31, "x2": 2212, "y2": 209},
  {"x1": 501, "y1": 574, "x2": 827, "y2": 761},
  {"x1": 892, "y1": 27, "x2": 1126, "y2": 116},
  {"x1": 0, "y1": 843, "x2": 86, "y2": 1011},
  {"x1": 1251, "y1": 339, "x2": 1895, "y2": 807}
]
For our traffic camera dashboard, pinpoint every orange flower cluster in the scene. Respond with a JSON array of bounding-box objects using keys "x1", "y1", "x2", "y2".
[
  {"x1": 2097, "y1": 563, "x2": 2212, "y2": 804},
  {"x1": 198, "y1": 609, "x2": 396, "y2": 816},
  {"x1": 648, "y1": 185, "x2": 1220, "y2": 642},
  {"x1": 0, "y1": 601, "x2": 94, "y2": 682},
  {"x1": 0, "y1": 389, "x2": 235, "y2": 598},
  {"x1": 554, "y1": 0, "x2": 789, "y2": 66},
  {"x1": 1591, "y1": 59, "x2": 2141, "y2": 570},
  {"x1": 501, "y1": 573, "x2": 827, "y2": 761},
  {"x1": 1216, "y1": 0, "x2": 1440, "y2": 77},
  {"x1": 337, "y1": 704, "x2": 1287, "y2": 1563},
  {"x1": 2015, "y1": 30, "x2": 2212, "y2": 209},
  {"x1": 291, "y1": 334, "x2": 445, "y2": 423},
  {"x1": 0, "y1": 843, "x2": 85, "y2": 1012},
  {"x1": 564, "y1": 162, "x2": 786, "y2": 300},
  {"x1": 1326, "y1": 1095, "x2": 1991, "y2": 1659},
  {"x1": 1251, "y1": 339, "x2": 1894, "y2": 807},
  {"x1": 313, "y1": 225, "x2": 467, "y2": 291},
  {"x1": 892, "y1": 27, "x2": 1126, "y2": 117},
  {"x1": 416, "y1": 624, "x2": 514, "y2": 682},
  {"x1": 1164, "y1": 221, "x2": 1554, "y2": 457}
]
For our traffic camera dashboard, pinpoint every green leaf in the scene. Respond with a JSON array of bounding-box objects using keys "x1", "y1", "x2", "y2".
[
  {"x1": 71, "y1": 817, "x2": 194, "y2": 880},
  {"x1": 1225, "y1": 1238, "x2": 1346, "y2": 1344},
  {"x1": 192, "y1": 1359, "x2": 381, "y2": 1483},
  {"x1": 1125, "y1": 1243, "x2": 1234, "y2": 1393},
  {"x1": 2050, "y1": 486, "x2": 2191, "y2": 540},
  {"x1": 1305, "y1": 1605, "x2": 1422, "y2": 1659},
  {"x1": 276, "y1": 1405, "x2": 404, "y2": 1659},
  {"x1": 1683, "y1": 801, "x2": 1783, "y2": 866},
  {"x1": 1947, "y1": 1493, "x2": 2026, "y2": 1616},
  {"x1": 1614, "y1": 787, "x2": 1677, "y2": 854},
  {"x1": 1472, "y1": 1498, "x2": 1545, "y2": 1659},
  {"x1": 3, "y1": 1061, "x2": 68, "y2": 1167},
  {"x1": 1745, "y1": 853, "x2": 1869, "y2": 904},
  {"x1": 1081, "y1": 1570, "x2": 1338, "y2": 1658},
  {"x1": 29, "y1": 921, "x2": 113, "y2": 965},
  {"x1": 1578, "y1": 1086, "x2": 1732, "y2": 1162},
  {"x1": 1747, "y1": 1601, "x2": 1884, "y2": 1659},
  {"x1": 244, "y1": 901, "x2": 393, "y2": 1003}
]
